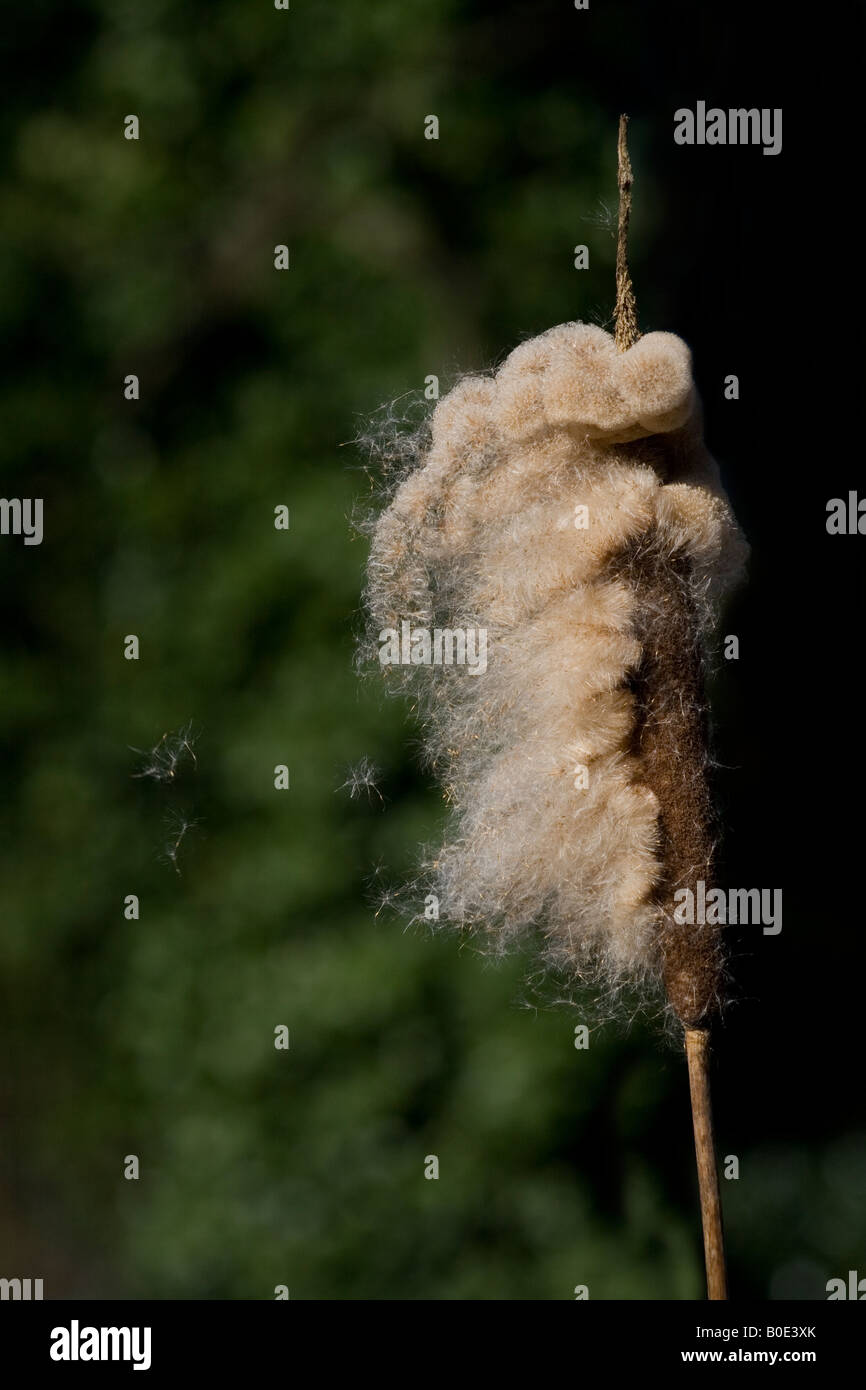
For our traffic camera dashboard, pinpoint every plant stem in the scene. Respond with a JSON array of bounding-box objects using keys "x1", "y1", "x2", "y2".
[
  {"x1": 685, "y1": 1028, "x2": 728, "y2": 1299},
  {"x1": 613, "y1": 115, "x2": 729, "y2": 1301},
  {"x1": 614, "y1": 113, "x2": 640, "y2": 353}
]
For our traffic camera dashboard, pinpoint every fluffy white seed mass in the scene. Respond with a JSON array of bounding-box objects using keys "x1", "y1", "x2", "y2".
[{"x1": 363, "y1": 323, "x2": 747, "y2": 1012}]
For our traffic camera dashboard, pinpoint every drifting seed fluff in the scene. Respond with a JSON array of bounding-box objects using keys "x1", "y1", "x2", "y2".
[
  {"x1": 160, "y1": 808, "x2": 199, "y2": 874},
  {"x1": 131, "y1": 721, "x2": 199, "y2": 783},
  {"x1": 339, "y1": 757, "x2": 385, "y2": 804},
  {"x1": 362, "y1": 323, "x2": 748, "y2": 1025}
]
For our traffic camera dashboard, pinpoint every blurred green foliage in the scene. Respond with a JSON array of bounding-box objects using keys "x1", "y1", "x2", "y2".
[{"x1": 0, "y1": 0, "x2": 861, "y2": 1300}]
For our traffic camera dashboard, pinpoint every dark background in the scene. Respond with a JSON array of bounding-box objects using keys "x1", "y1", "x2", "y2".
[{"x1": 0, "y1": 0, "x2": 862, "y2": 1299}]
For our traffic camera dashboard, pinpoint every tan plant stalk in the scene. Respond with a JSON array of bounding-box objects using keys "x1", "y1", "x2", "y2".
[{"x1": 614, "y1": 113, "x2": 728, "y2": 1301}]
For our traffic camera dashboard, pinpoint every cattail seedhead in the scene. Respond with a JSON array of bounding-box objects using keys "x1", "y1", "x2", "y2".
[{"x1": 362, "y1": 323, "x2": 747, "y2": 1026}]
